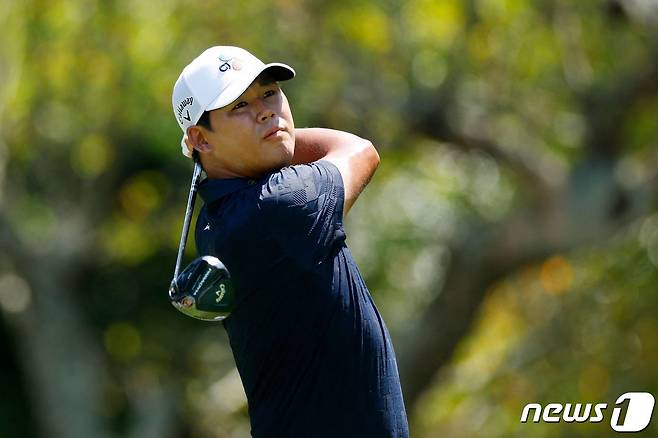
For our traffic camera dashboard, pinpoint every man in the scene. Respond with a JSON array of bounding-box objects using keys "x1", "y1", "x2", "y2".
[{"x1": 172, "y1": 46, "x2": 409, "y2": 437}]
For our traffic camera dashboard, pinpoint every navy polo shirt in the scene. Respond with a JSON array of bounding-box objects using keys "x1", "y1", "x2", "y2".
[{"x1": 195, "y1": 160, "x2": 409, "y2": 437}]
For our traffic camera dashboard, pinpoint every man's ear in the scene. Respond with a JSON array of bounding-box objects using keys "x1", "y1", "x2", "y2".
[{"x1": 186, "y1": 126, "x2": 213, "y2": 154}]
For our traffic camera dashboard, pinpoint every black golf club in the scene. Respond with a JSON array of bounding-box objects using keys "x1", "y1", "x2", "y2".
[{"x1": 168, "y1": 154, "x2": 234, "y2": 321}]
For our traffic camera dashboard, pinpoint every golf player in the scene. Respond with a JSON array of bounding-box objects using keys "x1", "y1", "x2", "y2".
[{"x1": 172, "y1": 46, "x2": 409, "y2": 437}]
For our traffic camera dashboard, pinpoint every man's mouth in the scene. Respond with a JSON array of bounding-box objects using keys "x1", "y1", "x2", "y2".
[{"x1": 263, "y1": 127, "x2": 284, "y2": 140}]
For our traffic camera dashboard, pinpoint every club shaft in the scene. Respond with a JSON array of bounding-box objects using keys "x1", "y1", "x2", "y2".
[{"x1": 172, "y1": 159, "x2": 203, "y2": 281}]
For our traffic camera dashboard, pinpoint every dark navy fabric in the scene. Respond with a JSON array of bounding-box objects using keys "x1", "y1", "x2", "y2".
[{"x1": 195, "y1": 160, "x2": 409, "y2": 437}]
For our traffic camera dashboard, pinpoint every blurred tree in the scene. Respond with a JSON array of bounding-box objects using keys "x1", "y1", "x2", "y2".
[
  {"x1": 393, "y1": 0, "x2": 658, "y2": 413},
  {"x1": 0, "y1": 0, "x2": 656, "y2": 437}
]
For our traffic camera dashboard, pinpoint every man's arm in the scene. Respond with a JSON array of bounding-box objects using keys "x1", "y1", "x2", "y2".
[{"x1": 292, "y1": 128, "x2": 380, "y2": 216}]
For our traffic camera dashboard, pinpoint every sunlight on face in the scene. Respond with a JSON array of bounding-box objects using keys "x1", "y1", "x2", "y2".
[{"x1": 203, "y1": 75, "x2": 296, "y2": 179}]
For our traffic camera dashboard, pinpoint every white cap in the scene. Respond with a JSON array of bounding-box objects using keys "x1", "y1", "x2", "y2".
[{"x1": 172, "y1": 46, "x2": 295, "y2": 158}]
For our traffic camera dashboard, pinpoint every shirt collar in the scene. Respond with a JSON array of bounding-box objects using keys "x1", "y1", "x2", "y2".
[{"x1": 198, "y1": 177, "x2": 255, "y2": 204}]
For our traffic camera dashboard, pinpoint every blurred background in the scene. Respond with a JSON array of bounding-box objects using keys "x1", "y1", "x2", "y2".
[{"x1": 1, "y1": 0, "x2": 657, "y2": 436}]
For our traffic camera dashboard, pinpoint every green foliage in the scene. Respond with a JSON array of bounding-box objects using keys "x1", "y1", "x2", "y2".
[
  {"x1": 414, "y1": 230, "x2": 658, "y2": 437},
  {"x1": 0, "y1": 0, "x2": 656, "y2": 436}
]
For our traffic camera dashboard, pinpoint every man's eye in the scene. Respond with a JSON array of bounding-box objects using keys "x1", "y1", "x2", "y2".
[
  {"x1": 232, "y1": 101, "x2": 247, "y2": 111},
  {"x1": 264, "y1": 89, "x2": 277, "y2": 98}
]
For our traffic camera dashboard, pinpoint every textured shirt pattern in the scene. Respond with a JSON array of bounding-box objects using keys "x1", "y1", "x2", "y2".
[{"x1": 195, "y1": 160, "x2": 409, "y2": 437}]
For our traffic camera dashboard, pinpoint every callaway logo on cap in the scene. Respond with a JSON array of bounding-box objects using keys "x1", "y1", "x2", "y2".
[{"x1": 172, "y1": 46, "x2": 295, "y2": 158}]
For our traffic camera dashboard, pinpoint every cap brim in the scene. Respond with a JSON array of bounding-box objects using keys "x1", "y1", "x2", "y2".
[
  {"x1": 261, "y1": 63, "x2": 296, "y2": 82},
  {"x1": 205, "y1": 62, "x2": 295, "y2": 112}
]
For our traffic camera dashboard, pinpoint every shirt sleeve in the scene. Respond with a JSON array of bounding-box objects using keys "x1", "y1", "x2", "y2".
[{"x1": 262, "y1": 160, "x2": 347, "y2": 269}]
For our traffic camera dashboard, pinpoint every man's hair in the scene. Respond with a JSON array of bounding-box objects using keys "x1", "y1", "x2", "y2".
[
  {"x1": 197, "y1": 110, "x2": 212, "y2": 130},
  {"x1": 195, "y1": 72, "x2": 279, "y2": 132}
]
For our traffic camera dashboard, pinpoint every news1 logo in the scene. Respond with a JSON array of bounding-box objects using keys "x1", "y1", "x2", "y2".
[{"x1": 520, "y1": 392, "x2": 655, "y2": 432}]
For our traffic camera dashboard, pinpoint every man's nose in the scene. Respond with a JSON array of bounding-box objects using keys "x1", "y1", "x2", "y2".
[{"x1": 254, "y1": 99, "x2": 275, "y2": 122}]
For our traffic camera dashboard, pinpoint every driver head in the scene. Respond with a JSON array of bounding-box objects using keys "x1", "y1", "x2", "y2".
[{"x1": 169, "y1": 256, "x2": 234, "y2": 321}]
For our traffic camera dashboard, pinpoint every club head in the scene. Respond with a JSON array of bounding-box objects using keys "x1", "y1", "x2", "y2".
[{"x1": 169, "y1": 256, "x2": 234, "y2": 321}]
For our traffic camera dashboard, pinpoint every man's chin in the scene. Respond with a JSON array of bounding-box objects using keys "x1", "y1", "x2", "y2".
[
  {"x1": 274, "y1": 154, "x2": 294, "y2": 171},
  {"x1": 275, "y1": 142, "x2": 295, "y2": 165},
  {"x1": 257, "y1": 153, "x2": 293, "y2": 176}
]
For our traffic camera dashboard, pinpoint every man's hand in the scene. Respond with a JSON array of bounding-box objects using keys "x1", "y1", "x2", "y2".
[{"x1": 293, "y1": 128, "x2": 380, "y2": 216}]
